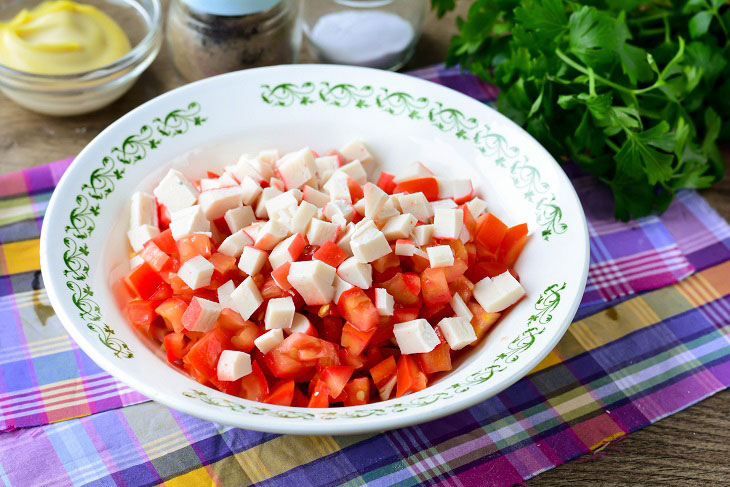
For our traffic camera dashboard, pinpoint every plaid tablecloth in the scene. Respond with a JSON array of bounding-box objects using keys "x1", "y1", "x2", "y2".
[{"x1": 1, "y1": 65, "x2": 729, "y2": 486}]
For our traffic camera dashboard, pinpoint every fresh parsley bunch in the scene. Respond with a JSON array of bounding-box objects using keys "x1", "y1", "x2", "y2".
[{"x1": 432, "y1": 0, "x2": 729, "y2": 220}]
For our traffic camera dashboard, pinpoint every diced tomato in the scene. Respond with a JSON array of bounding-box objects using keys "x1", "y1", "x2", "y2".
[
  {"x1": 343, "y1": 377, "x2": 371, "y2": 406},
  {"x1": 156, "y1": 297, "x2": 188, "y2": 332},
  {"x1": 347, "y1": 177, "x2": 364, "y2": 202},
  {"x1": 380, "y1": 272, "x2": 421, "y2": 306},
  {"x1": 421, "y1": 268, "x2": 451, "y2": 307},
  {"x1": 396, "y1": 355, "x2": 428, "y2": 397},
  {"x1": 230, "y1": 322, "x2": 262, "y2": 353},
  {"x1": 319, "y1": 316, "x2": 344, "y2": 343},
  {"x1": 176, "y1": 234, "x2": 213, "y2": 262},
  {"x1": 338, "y1": 348, "x2": 366, "y2": 369},
  {"x1": 206, "y1": 171, "x2": 220, "y2": 179},
  {"x1": 271, "y1": 262, "x2": 292, "y2": 290},
  {"x1": 465, "y1": 243, "x2": 477, "y2": 266},
  {"x1": 467, "y1": 301, "x2": 501, "y2": 341},
  {"x1": 313, "y1": 241, "x2": 348, "y2": 268},
  {"x1": 126, "y1": 300, "x2": 157, "y2": 329},
  {"x1": 460, "y1": 205, "x2": 477, "y2": 236},
  {"x1": 183, "y1": 327, "x2": 230, "y2": 383},
  {"x1": 393, "y1": 178, "x2": 439, "y2": 201},
  {"x1": 164, "y1": 332, "x2": 188, "y2": 362},
  {"x1": 147, "y1": 281, "x2": 172, "y2": 301},
  {"x1": 151, "y1": 229, "x2": 177, "y2": 255},
  {"x1": 308, "y1": 380, "x2": 330, "y2": 408},
  {"x1": 341, "y1": 322, "x2": 376, "y2": 356},
  {"x1": 320, "y1": 365, "x2": 354, "y2": 399},
  {"x1": 446, "y1": 240, "x2": 468, "y2": 262},
  {"x1": 158, "y1": 203, "x2": 171, "y2": 229},
  {"x1": 466, "y1": 259, "x2": 507, "y2": 282},
  {"x1": 449, "y1": 275, "x2": 474, "y2": 303},
  {"x1": 217, "y1": 307, "x2": 252, "y2": 331},
  {"x1": 419, "y1": 303, "x2": 452, "y2": 324},
  {"x1": 443, "y1": 258, "x2": 468, "y2": 282},
  {"x1": 475, "y1": 213, "x2": 509, "y2": 254},
  {"x1": 417, "y1": 330, "x2": 452, "y2": 374},
  {"x1": 299, "y1": 245, "x2": 317, "y2": 261},
  {"x1": 239, "y1": 361, "x2": 269, "y2": 401},
  {"x1": 370, "y1": 355, "x2": 397, "y2": 389},
  {"x1": 209, "y1": 252, "x2": 237, "y2": 275},
  {"x1": 498, "y1": 223, "x2": 529, "y2": 267},
  {"x1": 369, "y1": 318, "x2": 395, "y2": 347},
  {"x1": 125, "y1": 262, "x2": 166, "y2": 300},
  {"x1": 264, "y1": 379, "x2": 296, "y2": 406},
  {"x1": 376, "y1": 171, "x2": 396, "y2": 194},
  {"x1": 409, "y1": 253, "x2": 430, "y2": 273},
  {"x1": 337, "y1": 288, "x2": 379, "y2": 332},
  {"x1": 261, "y1": 277, "x2": 287, "y2": 300},
  {"x1": 392, "y1": 307, "x2": 419, "y2": 323},
  {"x1": 279, "y1": 333, "x2": 340, "y2": 368},
  {"x1": 265, "y1": 347, "x2": 315, "y2": 380},
  {"x1": 141, "y1": 241, "x2": 170, "y2": 272},
  {"x1": 292, "y1": 385, "x2": 310, "y2": 407}
]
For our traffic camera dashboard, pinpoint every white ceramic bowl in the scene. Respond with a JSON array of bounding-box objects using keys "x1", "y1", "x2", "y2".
[{"x1": 40, "y1": 65, "x2": 589, "y2": 435}]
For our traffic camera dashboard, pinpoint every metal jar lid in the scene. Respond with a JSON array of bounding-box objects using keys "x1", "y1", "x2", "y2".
[{"x1": 181, "y1": 0, "x2": 281, "y2": 16}]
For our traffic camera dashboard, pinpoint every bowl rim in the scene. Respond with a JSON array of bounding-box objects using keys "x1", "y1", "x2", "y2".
[
  {"x1": 0, "y1": 0, "x2": 162, "y2": 81},
  {"x1": 40, "y1": 64, "x2": 590, "y2": 435}
]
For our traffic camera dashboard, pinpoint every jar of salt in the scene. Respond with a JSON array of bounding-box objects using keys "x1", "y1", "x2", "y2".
[
  {"x1": 301, "y1": 0, "x2": 426, "y2": 71},
  {"x1": 167, "y1": 0, "x2": 301, "y2": 81}
]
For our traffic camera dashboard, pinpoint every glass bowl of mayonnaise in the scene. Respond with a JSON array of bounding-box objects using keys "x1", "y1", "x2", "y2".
[{"x1": 0, "y1": 0, "x2": 162, "y2": 116}]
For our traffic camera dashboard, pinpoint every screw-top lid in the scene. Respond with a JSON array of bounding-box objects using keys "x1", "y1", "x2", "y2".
[{"x1": 181, "y1": 0, "x2": 281, "y2": 16}]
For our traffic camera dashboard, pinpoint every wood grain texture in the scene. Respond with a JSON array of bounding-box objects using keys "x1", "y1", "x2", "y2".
[{"x1": 1, "y1": 1, "x2": 728, "y2": 484}]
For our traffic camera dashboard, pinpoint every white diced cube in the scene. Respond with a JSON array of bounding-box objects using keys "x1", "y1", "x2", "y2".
[
  {"x1": 218, "y1": 171, "x2": 240, "y2": 187},
  {"x1": 473, "y1": 271, "x2": 526, "y2": 312},
  {"x1": 324, "y1": 199, "x2": 354, "y2": 228},
  {"x1": 340, "y1": 139, "x2": 374, "y2": 170},
  {"x1": 393, "y1": 319, "x2": 440, "y2": 354},
  {"x1": 129, "y1": 191, "x2": 158, "y2": 229},
  {"x1": 127, "y1": 224, "x2": 159, "y2": 252},
  {"x1": 459, "y1": 225, "x2": 471, "y2": 244},
  {"x1": 257, "y1": 149, "x2": 280, "y2": 167},
  {"x1": 224, "y1": 206, "x2": 255, "y2": 233},
  {"x1": 363, "y1": 182, "x2": 388, "y2": 218},
  {"x1": 306, "y1": 219, "x2": 339, "y2": 247},
  {"x1": 254, "y1": 219, "x2": 290, "y2": 250},
  {"x1": 217, "y1": 350, "x2": 252, "y2": 381},
  {"x1": 438, "y1": 178, "x2": 473, "y2": 203},
  {"x1": 289, "y1": 312, "x2": 315, "y2": 335},
  {"x1": 337, "y1": 256, "x2": 373, "y2": 289},
  {"x1": 238, "y1": 246, "x2": 269, "y2": 275},
  {"x1": 264, "y1": 296, "x2": 295, "y2": 329},
  {"x1": 254, "y1": 329, "x2": 284, "y2": 354},
  {"x1": 350, "y1": 226, "x2": 391, "y2": 263},
  {"x1": 153, "y1": 169, "x2": 198, "y2": 212},
  {"x1": 218, "y1": 280, "x2": 236, "y2": 310},
  {"x1": 381, "y1": 213, "x2": 418, "y2": 241},
  {"x1": 291, "y1": 201, "x2": 318, "y2": 234},
  {"x1": 378, "y1": 375, "x2": 397, "y2": 400},
  {"x1": 287, "y1": 260, "x2": 336, "y2": 305},
  {"x1": 269, "y1": 233, "x2": 305, "y2": 270},
  {"x1": 240, "y1": 176, "x2": 263, "y2": 205},
  {"x1": 178, "y1": 255, "x2": 214, "y2": 290},
  {"x1": 412, "y1": 224, "x2": 434, "y2": 246},
  {"x1": 230, "y1": 276, "x2": 263, "y2": 320},
  {"x1": 182, "y1": 297, "x2": 221, "y2": 332},
  {"x1": 433, "y1": 208, "x2": 463, "y2": 240},
  {"x1": 243, "y1": 221, "x2": 264, "y2": 241},
  {"x1": 438, "y1": 317, "x2": 477, "y2": 350},
  {"x1": 431, "y1": 199, "x2": 458, "y2": 211},
  {"x1": 199, "y1": 186, "x2": 244, "y2": 220},
  {"x1": 270, "y1": 177, "x2": 286, "y2": 192},
  {"x1": 375, "y1": 288, "x2": 394, "y2": 316},
  {"x1": 265, "y1": 190, "x2": 301, "y2": 222},
  {"x1": 334, "y1": 275, "x2": 355, "y2": 303},
  {"x1": 395, "y1": 239, "x2": 417, "y2": 256},
  {"x1": 169, "y1": 205, "x2": 210, "y2": 240},
  {"x1": 353, "y1": 218, "x2": 377, "y2": 237},
  {"x1": 336, "y1": 222, "x2": 357, "y2": 256},
  {"x1": 254, "y1": 186, "x2": 282, "y2": 219},
  {"x1": 129, "y1": 254, "x2": 144, "y2": 269},
  {"x1": 393, "y1": 161, "x2": 432, "y2": 184},
  {"x1": 199, "y1": 178, "x2": 224, "y2": 191},
  {"x1": 315, "y1": 155, "x2": 339, "y2": 183},
  {"x1": 278, "y1": 148, "x2": 316, "y2": 190},
  {"x1": 373, "y1": 198, "x2": 400, "y2": 223},
  {"x1": 302, "y1": 186, "x2": 331, "y2": 208},
  {"x1": 427, "y1": 245, "x2": 455, "y2": 268},
  {"x1": 353, "y1": 198, "x2": 366, "y2": 216},
  {"x1": 413, "y1": 247, "x2": 428, "y2": 259},
  {"x1": 450, "y1": 293, "x2": 473, "y2": 321},
  {"x1": 398, "y1": 192, "x2": 433, "y2": 223},
  {"x1": 339, "y1": 160, "x2": 367, "y2": 185},
  {"x1": 249, "y1": 156, "x2": 274, "y2": 181},
  {"x1": 228, "y1": 157, "x2": 263, "y2": 182},
  {"x1": 323, "y1": 171, "x2": 352, "y2": 203},
  {"x1": 218, "y1": 230, "x2": 254, "y2": 257},
  {"x1": 466, "y1": 197, "x2": 488, "y2": 217}
]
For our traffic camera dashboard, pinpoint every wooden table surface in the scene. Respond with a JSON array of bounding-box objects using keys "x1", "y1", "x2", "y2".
[{"x1": 1, "y1": 1, "x2": 728, "y2": 484}]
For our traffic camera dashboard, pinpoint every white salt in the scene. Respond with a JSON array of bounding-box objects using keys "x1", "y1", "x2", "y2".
[{"x1": 309, "y1": 10, "x2": 415, "y2": 69}]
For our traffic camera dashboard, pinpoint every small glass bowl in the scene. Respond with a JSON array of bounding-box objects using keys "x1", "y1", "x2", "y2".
[
  {"x1": 300, "y1": 0, "x2": 426, "y2": 71},
  {"x1": 0, "y1": 0, "x2": 162, "y2": 116}
]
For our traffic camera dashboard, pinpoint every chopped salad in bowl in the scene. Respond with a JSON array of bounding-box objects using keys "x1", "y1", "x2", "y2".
[{"x1": 122, "y1": 141, "x2": 529, "y2": 408}]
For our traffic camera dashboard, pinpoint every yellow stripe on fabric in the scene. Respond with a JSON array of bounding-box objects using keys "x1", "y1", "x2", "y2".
[
  {"x1": 530, "y1": 350, "x2": 564, "y2": 374},
  {"x1": 164, "y1": 467, "x2": 215, "y2": 487},
  {"x1": 2, "y1": 238, "x2": 40, "y2": 275}
]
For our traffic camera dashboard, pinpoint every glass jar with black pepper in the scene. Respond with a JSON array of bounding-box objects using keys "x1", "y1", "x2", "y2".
[{"x1": 166, "y1": 0, "x2": 300, "y2": 82}]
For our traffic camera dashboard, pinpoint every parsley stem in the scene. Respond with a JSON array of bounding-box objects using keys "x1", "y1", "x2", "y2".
[
  {"x1": 605, "y1": 138, "x2": 621, "y2": 153},
  {"x1": 555, "y1": 48, "x2": 634, "y2": 94}
]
